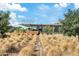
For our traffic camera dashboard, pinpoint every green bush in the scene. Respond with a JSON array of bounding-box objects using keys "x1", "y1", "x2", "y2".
[
  {"x1": 14, "y1": 27, "x2": 26, "y2": 32},
  {"x1": 60, "y1": 9, "x2": 79, "y2": 39}
]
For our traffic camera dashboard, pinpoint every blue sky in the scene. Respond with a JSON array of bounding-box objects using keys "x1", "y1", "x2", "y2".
[{"x1": 0, "y1": 3, "x2": 78, "y2": 26}]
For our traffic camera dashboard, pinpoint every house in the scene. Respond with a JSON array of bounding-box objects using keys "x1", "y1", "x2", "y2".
[{"x1": 20, "y1": 23, "x2": 62, "y2": 33}]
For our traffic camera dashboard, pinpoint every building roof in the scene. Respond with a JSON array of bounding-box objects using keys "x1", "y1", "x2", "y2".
[{"x1": 20, "y1": 24, "x2": 62, "y2": 27}]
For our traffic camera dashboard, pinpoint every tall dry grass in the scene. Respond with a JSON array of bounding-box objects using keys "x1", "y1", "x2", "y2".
[{"x1": 0, "y1": 31, "x2": 79, "y2": 56}]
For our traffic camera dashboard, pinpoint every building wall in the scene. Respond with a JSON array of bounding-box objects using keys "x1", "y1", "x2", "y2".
[{"x1": 21, "y1": 24, "x2": 61, "y2": 33}]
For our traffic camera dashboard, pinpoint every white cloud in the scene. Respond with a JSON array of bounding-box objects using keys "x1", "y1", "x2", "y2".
[
  {"x1": 9, "y1": 12, "x2": 20, "y2": 26},
  {"x1": 0, "y1": 3, "x2": 28, "y2": 26},
  {"x1": 38, "y1": 4, "x2": 50, "y2": 11},
  {"x1": 9, "y1": 3, "x2": 28, "y2": 12},
  {"x1": 18, "y1": 15, "x2": 25, "y2": 18},
  {"x1": 37, "y1": 13, "x2": 48, "y2": 18},
  {"x1": 0, "y1": 3, "x2": 9, "y2": 11},
  {"x1": 0, "y1": 3, "x2": 28, "y2": 12},
  {"x1": 59, "y1": 3, "x2": 68, "y2": 7},
  {"x1": 19, "y1": 7, "x2": 27, "y2": 12},
  {"x1": 9, "y1": 12, "x2": 16, "y2": 19},
  {"x1": 9, "y1": 13, "x2": 27, "y2": 27},
  {"x1": 74, "y1": 3, "x2": 79, "y2": 9},
  {"x1": 41, "y1": 14, "x2": 48, "y2": 17},
  {"x1": 54, "y1": 3, "x2": 68, "y2": 8},
  {"x1": 54, "y1": 4, "x2": 59, "y2": 8}
]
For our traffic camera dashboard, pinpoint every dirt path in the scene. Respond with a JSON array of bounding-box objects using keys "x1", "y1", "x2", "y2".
[{"x1": 31, "y1": 35, "x2": 43, "y2": 56}]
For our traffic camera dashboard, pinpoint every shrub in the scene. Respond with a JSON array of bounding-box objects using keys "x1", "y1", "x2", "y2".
[{"x1": 19, "y1": 45, "x2": 33, "y2": 56}]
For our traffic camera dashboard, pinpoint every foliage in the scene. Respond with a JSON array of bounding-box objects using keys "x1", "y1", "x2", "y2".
[
  {"x1": 60, "y1": 9, "x2": 79, "y2": 39},
  {"x1": 14, "y1": 27, "x2": 26, "y2": 32},
  {"x1": 0, "y1": 11, "x2": 10, "y2": 37},
  {"x1": 43, "y1": 25, "x2": 53, "y2": 34}
]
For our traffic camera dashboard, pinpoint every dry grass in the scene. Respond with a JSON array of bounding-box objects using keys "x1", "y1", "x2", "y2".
[
  {"x1": 0, "y1": 31, "x2": 79, "y2": 56},
  {"x1": 0, "y1": 31, "x2": 37, "y2": 55},
  {"x1": 39, "y1": 34, "x2": 79, "y2": 56},
  {"x1": 19, "y1": 45, "x2": 34, "y2": 56}
]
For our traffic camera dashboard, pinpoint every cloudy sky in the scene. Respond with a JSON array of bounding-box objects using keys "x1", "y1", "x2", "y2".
[{"x1": 0, "y1": 3, "x2": 79, "y2": 26}]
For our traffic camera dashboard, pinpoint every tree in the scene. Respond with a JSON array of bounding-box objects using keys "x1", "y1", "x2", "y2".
[
  {"x1": 43, "y1": 25, "x2": 53, "y2": 34},
  {"x1": 60, "y1": 9, "x2": 79, "y2": 39},
  {"x1": 0, "y1": 11, "x2": 10, "y2": 37}
]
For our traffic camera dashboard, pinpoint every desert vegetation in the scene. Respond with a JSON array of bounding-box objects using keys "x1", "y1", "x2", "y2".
[
  {"x1": 0, "y1": 31, "x2": 38, "y2": 56},
  {"x1": 0, "y1": 31, "x2": 79, "y2": 56}
]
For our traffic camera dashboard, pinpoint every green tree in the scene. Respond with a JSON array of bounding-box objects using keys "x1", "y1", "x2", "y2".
[
  {"x1": 43, "y1": 25, "x2": 53, "y2": 34},
  {"x1": 0, "y1": 11, "x2": 10, "y2": 37},
  {"x1": 60, "y1": 9, "x2": 79, "y2": 39}
]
